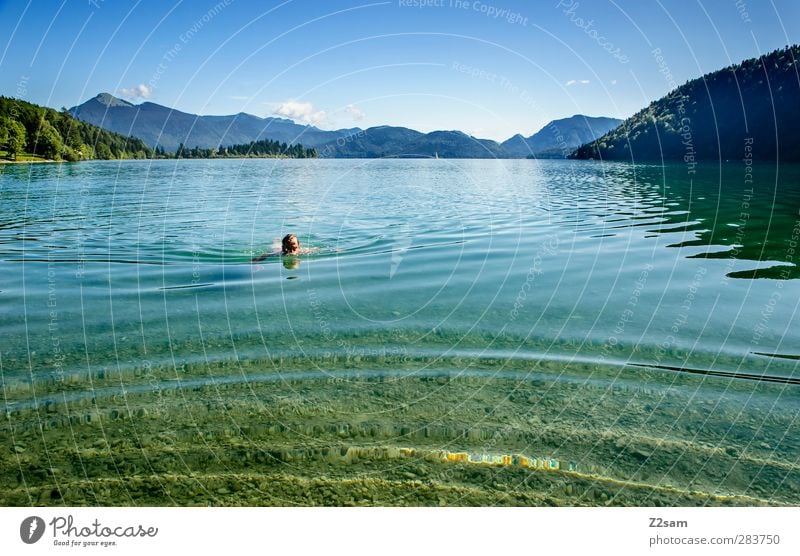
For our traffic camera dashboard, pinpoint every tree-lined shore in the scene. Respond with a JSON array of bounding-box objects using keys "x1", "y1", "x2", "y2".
[{"x1": 159, "y1": 138, "x2": 317, "y2": 159}]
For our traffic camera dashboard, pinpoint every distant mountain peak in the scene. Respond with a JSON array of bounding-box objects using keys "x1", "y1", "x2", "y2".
[
  {"x1": 501, "y1": 115, "x2": 622, "y2": 158},
  {"x1": 69, "y1": 94, "x2": 362, "y2": 151},
  {"x1": 94, "y1": 93, "x2": 133, "y2": 108}
]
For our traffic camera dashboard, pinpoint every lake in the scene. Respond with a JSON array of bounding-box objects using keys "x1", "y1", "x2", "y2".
[{"x1": 1, "y1": 158, "x2": 798, "y2": 506}]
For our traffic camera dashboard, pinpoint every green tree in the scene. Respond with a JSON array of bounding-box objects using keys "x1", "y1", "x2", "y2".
[
  {"x1": 5, "y1": 118, "x2": 27, "y2": 160},
  {"x1": 62, "y1": 146, "x2": 80, "y2": 162},
  {"x1": 0, "y1": 117, "x2": 8, "y2": 148},
  {"x1": 96, "y1": 143, "x2": 113, "y2": 160},
  {"x1": 65, "y1": 122, "x2": 82, "y2": 150},
  {"x1": 79, "y1": 143, "x2": 95, "y2": 160},
  {"x1": 34, "y1": 118, "x2": 63, "y2": 159}
]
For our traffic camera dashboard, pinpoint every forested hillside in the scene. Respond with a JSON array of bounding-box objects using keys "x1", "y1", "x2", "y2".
[
  {"x1": 572, "y1": 45, "x2": 800, "y2": 162},
  {"x1": 1, "y1": 96, "x2": 152, "y2": 161}
]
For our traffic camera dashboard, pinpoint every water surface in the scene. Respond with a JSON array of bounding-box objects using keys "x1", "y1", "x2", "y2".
[{"x1": 1, "y1": 159, "x2": 798, "y2": 505}]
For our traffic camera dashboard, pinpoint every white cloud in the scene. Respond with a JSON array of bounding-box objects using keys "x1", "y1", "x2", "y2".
[
  {"x1": 273, "y1": 100, "x2": 326, "y2": 125},
  {"x1": 119, "y1": 83, "x2": 153, "y2": 99},
  {"x1": 611, "y1": 79, "x2": 618, "y2": 85},
  {"x1": 345, "y1": 104, "x2": 365, "y2": 121},
  {"x1": 566, "y1": 79, "x2": 590, "y2": 86}
]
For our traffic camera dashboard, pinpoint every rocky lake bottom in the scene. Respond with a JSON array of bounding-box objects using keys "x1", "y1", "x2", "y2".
[{"x1": 3, "y1": 357, "x2": 797, "y2": 506}]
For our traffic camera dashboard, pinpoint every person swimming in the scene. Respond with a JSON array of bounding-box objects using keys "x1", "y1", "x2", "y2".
[
  {"x1": 252, "y1": 233, "x2": 301, "y2": 262},
  {"x1": 281, "y1": 233, "x2": 300, "y2": 255}
]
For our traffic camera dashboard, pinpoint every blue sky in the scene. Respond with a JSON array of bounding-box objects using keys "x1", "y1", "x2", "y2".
[{"x1": 1, "y1": 0, "x2": 798, "y2": 140}]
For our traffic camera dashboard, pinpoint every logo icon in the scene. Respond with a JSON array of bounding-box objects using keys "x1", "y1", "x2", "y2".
[{"x1": 20, "y1": 516, "x2": 45, "y2": 544}]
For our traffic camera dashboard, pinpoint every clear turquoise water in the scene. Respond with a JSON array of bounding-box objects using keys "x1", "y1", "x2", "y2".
[
  {"x1": 3, "y1": 158, "x2": 800, "y2": 506},
  {"x1": 2, "y1": 158, "x2": 798, "y2": 385}
]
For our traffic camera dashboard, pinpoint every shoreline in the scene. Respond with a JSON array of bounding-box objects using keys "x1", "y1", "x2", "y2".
[
  {"x1": 3, "y1": 157, "x2": 798, "y2": 164},
  {"x1": 0, "y1": 158, "x2": 57, "y2": 164}
]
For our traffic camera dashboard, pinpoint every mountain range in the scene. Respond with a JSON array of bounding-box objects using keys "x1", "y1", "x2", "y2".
[
  {"x1": 68, "y1": 93, "x2": 620, "y2": 158},
  {"x1": 69, "y1": 93, "x2": 357, "y2": 153}
]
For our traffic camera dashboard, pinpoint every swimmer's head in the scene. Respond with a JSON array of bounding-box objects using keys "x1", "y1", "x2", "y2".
[{"x1": 282, "y1": 233, "x2": 300, "y2": 255}]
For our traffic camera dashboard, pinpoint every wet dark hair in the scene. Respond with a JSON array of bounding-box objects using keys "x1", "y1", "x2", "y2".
[{"x1": 281, "y1": 234, "x2": 299, "y2": 255}]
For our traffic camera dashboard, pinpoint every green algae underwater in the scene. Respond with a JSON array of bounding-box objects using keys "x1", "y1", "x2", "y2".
[{"x1": 1, "y1": 159, "x2": 799, "y2": 506}]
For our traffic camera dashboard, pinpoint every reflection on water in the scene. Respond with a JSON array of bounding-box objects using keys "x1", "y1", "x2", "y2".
[
  {"x1": 635, "y1": 164, "x2": 800, "y2": 280},
  {"x1": 1, "y1": 159, "x2": 798, "y2": 505}
]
